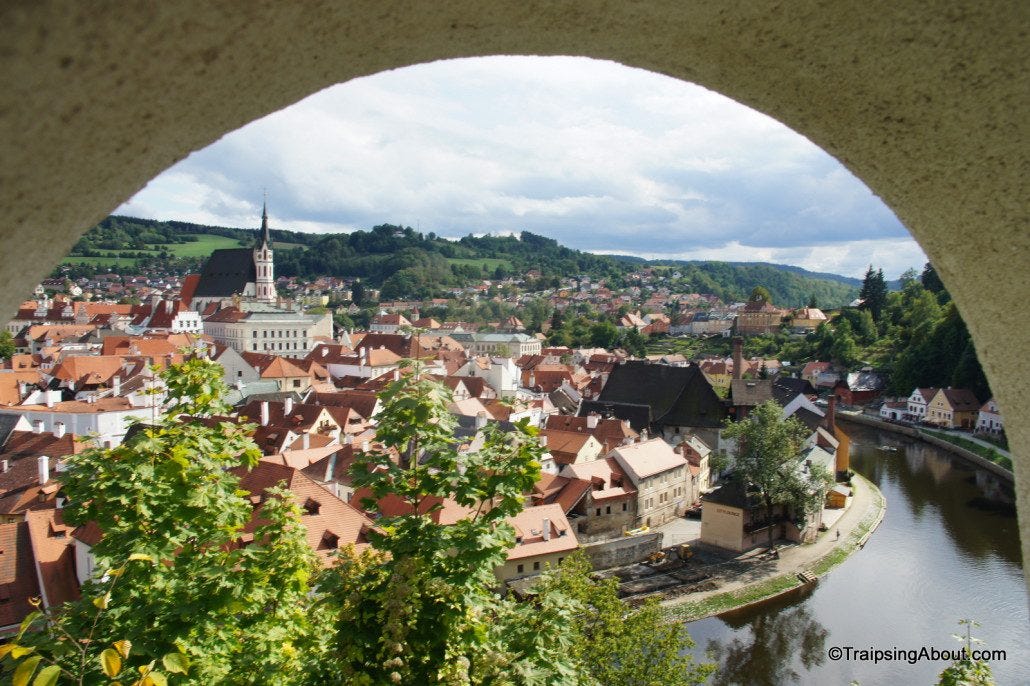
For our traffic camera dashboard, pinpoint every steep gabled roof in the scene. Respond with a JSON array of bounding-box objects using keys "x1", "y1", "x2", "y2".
[
  {"x1": 234, "y1": 461, "x2": 374, "y2": 564},
  {"x1": 589, "y1": 361, "x2": 725, "y2": 429},
  {"x1": 193, "y1": 248, "x2": 256, "y2": 298}
]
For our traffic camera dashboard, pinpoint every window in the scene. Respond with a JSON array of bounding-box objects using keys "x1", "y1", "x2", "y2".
[
  {"x1": 595, "y1": 508, "x2": 601, "y2": 516},
  {"x1": 293, "y1": 379, "x2": 301, "y2": 388},
  {"x1": 622, "y1": 502, "x2": 627, "y2": 511},
  {"x1": 517, "y1": 564, "x2": 524, "y2": 574},
  {"x1": 605, "y1": 505, "x2": 611, "y2": 514},
  {"x1": 252, "y1": 331, "x2": 257, "y2": 338},
  {"x1": 533, "y1": 561, "x2": 540, "y2": 571}
]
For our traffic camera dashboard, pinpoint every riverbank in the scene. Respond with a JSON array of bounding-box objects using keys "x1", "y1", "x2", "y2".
[
  {"x1": 838, "y1": 412, "x2": 1013, "y2": 480},
  {"x1": 662, "y1": 473, "x2": 886, "y2": 622}
]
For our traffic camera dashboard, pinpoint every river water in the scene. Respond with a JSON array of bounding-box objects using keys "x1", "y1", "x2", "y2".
[{"x1": 686, "y1": 424, "x2": 1029, "y2": 685}]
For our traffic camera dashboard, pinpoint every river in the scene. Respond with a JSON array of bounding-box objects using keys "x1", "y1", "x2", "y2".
[{"x1": 686, "y1": 423, "x2": 1029, "y2": 685}]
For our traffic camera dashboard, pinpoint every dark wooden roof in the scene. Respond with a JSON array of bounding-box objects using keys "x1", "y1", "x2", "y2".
[
  {"x1": 586, "y1": 361, "x2": 726, "y2": 429},
  {"x1": 193, "y1": 248, "x2": 256, "y2": 298}
]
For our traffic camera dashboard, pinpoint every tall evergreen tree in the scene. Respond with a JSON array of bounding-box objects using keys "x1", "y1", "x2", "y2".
[{"x1": 858, "y1": 265, "x2": 889, "y2": 322}]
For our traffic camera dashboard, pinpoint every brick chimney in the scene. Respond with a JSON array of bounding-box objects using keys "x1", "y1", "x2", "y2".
[
  {"x1": 542, "y1": 518, "x2": 551, "y2": 541},
  {"x1": 52, "y1": 421, "x2": 66, "y2": 439},
  {"x1": 732, "y1": 336, "x2": 744, "y2": 380},
  {"x1": 586, "y1": 413, "x2": 599, "y2": 429}
]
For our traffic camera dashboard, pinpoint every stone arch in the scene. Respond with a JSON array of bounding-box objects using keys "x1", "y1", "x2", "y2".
[{"x1": 1, "y1": 4, "x2": 1027, "y2": 580}]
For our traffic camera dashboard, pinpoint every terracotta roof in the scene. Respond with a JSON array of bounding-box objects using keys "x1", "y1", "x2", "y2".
[
  {"x1": 539, "y1": 429, "x2": 602, "y2": 465},
  {"x1": 15, "y1": 397, "x2": 135, "y2": 414},
  {"x1": 936, "y1": 388, "x2": 982, "y2": 412},
  {"x1": 544, "y1": 415, "x2": 638, "y2": 453},
  {"x1": 0, "y1": 520, "x2": 42, "y2": 628},
  {"x1": 309, "y1": 391, "x2": 378, "y2": 419},
  {"x1": 239, "y1": 352, "x2": 301, "y2": 377},
  {"x1": 25, "y1": 509, "x2": 79, "y2": 608},
  {"x1": 353, "y1": 489, "x2": 476, "y2": 526},
  {"x1": 305, "y1": 344, "x2": 357, "y2": 365},
  {"x1": 506, "y1": 504, "x2": 578, "y2": 561},
  {"x1": 234, "y1": 461, "x2": 374, "y2": 564},
  {"x1": 0, "y1": 371, "x2": 42, "y2": 406},
  {"x1": 609, "y1": 438, "x2": 687, "y2": 483},
  {"x1": 50, "y1": 355, "x2": 126, "y2": 387},
  {"x1": 179, "y1": 273, "x2": 200, "y2": 305},
  {"x1": 561, "y1": 457, "x2": 636, "y2": 502}
]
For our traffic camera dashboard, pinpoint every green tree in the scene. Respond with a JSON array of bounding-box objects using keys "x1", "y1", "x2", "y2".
[
  {"x1": 11, "y1": 357, "x2": 323, "y2": 683},
  {"x1": 829, "y1": 319, "x2": 860, "y2": 368},
  {"x1": 937, "y1": 619, "x2": 994, "y2": 686},
  {"x1": 722, "y1": 401, "x2": 832, "y2": 551},
  {"x1": 0, "y1": 330, "x2": 14, "y2": 360},
  {"x1": 350, "y1": 279, "x2": 365, "y2": 306},
  {"x1": 622, "y1": 327, "x2": 647, "y2": 357},
  {"x1": 858, "y1": 266, "x2": 888, "y2": 322},
  {"x1": 589, "y1": 320, "x2": 619, "y2": 350},
  {"x1": 320, "y1": 361, "x2": 580, "y2": 683},
  {"x1": 749, "y1": 285, "x2": 772, "y2": 305},
  {"x1": 537, "y1": 551, "x2": 714, "y2": 686}
]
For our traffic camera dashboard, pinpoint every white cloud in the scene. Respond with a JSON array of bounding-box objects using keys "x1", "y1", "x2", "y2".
[{"x1": 115, "y1": 55, "x2": 924, "y2": 278}]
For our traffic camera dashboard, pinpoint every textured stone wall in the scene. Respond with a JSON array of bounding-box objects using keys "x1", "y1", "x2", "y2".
[
  {"x1": 1, "y1": 2, "x2": 1027, "y2": 587},
  {"x1": 582, "y1": 532, "x2": 664, "y2": 570}
]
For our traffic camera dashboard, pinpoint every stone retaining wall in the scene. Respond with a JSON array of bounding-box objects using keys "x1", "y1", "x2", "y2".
[
  {"x1": 582, "y1": 532, "x2": 664, "y2": 571},
  {"x1": 838, "y1": 414, "x2": 1013, "y2": 482}
]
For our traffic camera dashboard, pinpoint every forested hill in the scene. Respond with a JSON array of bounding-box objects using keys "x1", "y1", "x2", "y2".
[{"x1": 65, "y1": 215, "x2": 858, "y2": 306}]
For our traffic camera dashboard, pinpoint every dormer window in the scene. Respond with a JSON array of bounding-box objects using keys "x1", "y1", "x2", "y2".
[{"x1": 319, "y1": 531, "x2": 339, "y2": 550}]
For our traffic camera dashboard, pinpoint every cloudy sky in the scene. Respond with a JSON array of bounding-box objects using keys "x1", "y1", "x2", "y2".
[{"x1": 117, "y1": 56, "x2": 926, "y2": 279}]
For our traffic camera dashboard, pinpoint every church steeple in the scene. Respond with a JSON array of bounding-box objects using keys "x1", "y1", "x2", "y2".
[
  {"x1": 254, "y1": 197, "x2": 276, "y2": 303},
  {"x1": 260, "y1": 196, "x2": 271, "y2": 249}
]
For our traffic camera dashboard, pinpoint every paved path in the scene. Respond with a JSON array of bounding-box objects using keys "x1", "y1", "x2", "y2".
[{"x1": 661, "y1": 474, "x2": 883, "y2": 609}]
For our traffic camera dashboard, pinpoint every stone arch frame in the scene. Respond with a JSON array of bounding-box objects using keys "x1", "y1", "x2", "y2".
[{"x1": 1, "y1": 3, "x2": 1027, "y2": 582}]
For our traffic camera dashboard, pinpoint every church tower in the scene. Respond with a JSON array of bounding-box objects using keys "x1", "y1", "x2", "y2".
[{"x1": 254, "y1": 200, "x2": 276, "y2": 303}]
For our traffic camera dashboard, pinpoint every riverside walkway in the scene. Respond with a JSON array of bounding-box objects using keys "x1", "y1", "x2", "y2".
[{"x1": 656, "y1": 473, "x2": 885, "y2": 620}]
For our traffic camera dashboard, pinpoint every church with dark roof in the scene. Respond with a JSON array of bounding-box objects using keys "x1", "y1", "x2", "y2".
[{"x1": 187, "y1": 203, "x2": 277, "y2": 312}]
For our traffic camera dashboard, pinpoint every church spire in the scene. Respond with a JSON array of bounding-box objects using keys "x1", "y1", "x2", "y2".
[{"x1": 260, "y1": 194, "x2": 271, "y2": 248}]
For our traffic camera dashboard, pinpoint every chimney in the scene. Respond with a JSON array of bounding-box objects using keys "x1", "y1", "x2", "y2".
[
  {"x1": 38, "y1": 455, "x2": 50, "y2": 485},
  {"x1": 260, "y1": 401, "x2": 270, "y2": 427},
  {"x1": 301, "y1": 432, "x2": 310, "y2": 450},
  {"x1": 1, "y1": 460, "x2": 8, "y2": 473},
  {"x1": 32, "y1": 420, "x2": 43, "y2": 434},
  {"x1": 732, "y1": 336, "x2": 744, "y2": 380},
  {"x1": 475, "y1": 411, "x2": 488, "y2": 429},
  {"x1": 623, "y1": 436, "x2": 634, "y2": 446},
  {"x1": 393, "y1": 369, "x2": 400, "y2": 381},
  {"x1": 45, "y1": 389, "x2": 59, "y2": 408},
  {"x1": 343, "y1": 433, "x2": 354, "y2": 445},
  {"x1": 284, "y1": 396, "x2": 294, "y2": 415},
  {"x1": 113, "y1": 375, "x2": 121, "y2": 396},
  {"x1": 528, "y1": 372, "x2": 536, "y2": 388},
  {"x1": 826, "y1": 395, "x2": 837, "y2": 432},
  {"x1": 361, "y1": 440, "x2": 370, "y2": 452},
  {"x1": 542, "y1": 518, "x2": 551, "y2": 541},
  {"x1": 53, "y1": 421, "x2": 66, "y2": 439},
  {"x1": 586, "y1": 413, "x2": 599, "y2": 429}
]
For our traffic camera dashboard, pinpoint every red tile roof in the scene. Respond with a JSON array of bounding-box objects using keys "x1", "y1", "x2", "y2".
[
  {"x1": 0, "y1": 520, "x2": 42, "y2": 628},
  {"x1": 234, "y1": 462, "x2": 375, "y2": 564}
]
